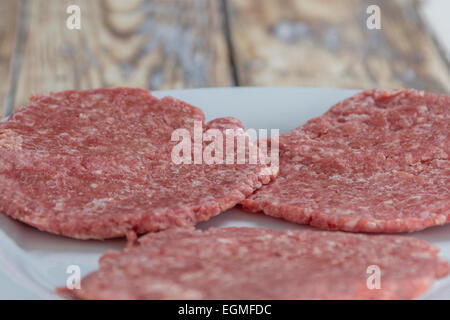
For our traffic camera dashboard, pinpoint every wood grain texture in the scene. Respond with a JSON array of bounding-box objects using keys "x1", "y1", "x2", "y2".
[
  {"x1": 227, "y1": 0, "x2": 450, "y2": 93},
  {"x1": 13, "y1": 0, "x2": 231, "y2": 109},
  {"x1": 0, "y1": 0, "x2": 21, "y2": 116}
]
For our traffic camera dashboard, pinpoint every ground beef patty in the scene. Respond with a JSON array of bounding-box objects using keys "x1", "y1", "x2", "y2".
[
  {"x1": 242, "y1": 89, "x2": 449, "y2": 233},
  {"x1": 0, "y1": 88, "x2": 276, "y2": 239},
  {"x1": 61, "y1": 227, "x2": 450, "y2": 300}
]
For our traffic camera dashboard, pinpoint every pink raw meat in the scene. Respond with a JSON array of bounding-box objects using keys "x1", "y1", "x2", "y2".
[
  {"x1": 0, "y1": 88, "x2": 276, "y2": 239},
  {"x1": 242, "y1": 89, "x2": 449, "y2": 233},
  {"x1": 61, "y1": 227, "x2": 450, "y2": 299}
]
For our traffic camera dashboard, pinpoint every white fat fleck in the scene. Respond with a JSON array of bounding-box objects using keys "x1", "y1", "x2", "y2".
[
  {"x1": 418, "y1": 105, "x2": 428, "y2": 113},
  {"x1": 92, "y1": 94, "x2": 103, "y2": 100},
  {"x1": 420, "y1": 212, "x2": 430, "y2": 218},
  {"x1": 93, "y1": 170, "x2": 103, "y2": 175},
  {"x1": 326, "y1": 241, "x2": 337, "y2": 249},
  {"x1": 54, "y1": 200, "x2": 64, "y2": 211},
  {"x1": 191, "y1": 181, "x2": 202, "y2": 187},
  {"x1": 179, "y1": 271, "x2": 204, "y2": 282},
  {"x1": 345, "y1": 220, "x2": 357, "y2": 228},
  {"x1": 119, "y1": 165, "x2": 131, "y2": 172},
  {"x1": 365, "y1": 221, "x2": 377, "y2": 228},
  {"x1": 0, "y1": 129, "x2": 23, "y2": 150},
  {"x1": 339, "y1": 209, "x2": 354, "y2": 215},
  {"x1": 90, "y1": 183, "x2": 98, "y2": 188},
  {"x1": 217, "y1": 238, "x2": 232, "y2": 244},
  {"x1": 79, "y1": 113, "x2": 89, "y2": 119},
  {"x1": 411, "y1": 252, "x2": 432, "y2": 259},
  {"x1": 85, "y1": 198, "x2": 114, "y2": 211},
  {"x1": 256, "y1": 234, "x2": 273, "y2": 240},
  {"x1": 405, "y1": 153, "x2": 413, "y2": 162}
]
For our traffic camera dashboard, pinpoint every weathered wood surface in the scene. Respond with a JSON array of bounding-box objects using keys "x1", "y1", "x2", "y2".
[
  {"x1": 11, "y1": 0, "x2": 231, "y2": 112},
  {"x1": 227, "y1": 0, "x2": 450, "y2": 93},
  {"x1": 0, "y1": 0, "x2": 449, "y2": 116},
  {"x1": 0, "y1": 0, "x2": 21, "y2": 116}
]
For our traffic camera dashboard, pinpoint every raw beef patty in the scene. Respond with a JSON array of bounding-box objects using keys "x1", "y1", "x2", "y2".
[
  {"x1": 0, "y1": 88, "x2": 275, "y2": 239},
  {"x1": 242, "y1": 89, "x2": 449, "y2": 233},
  {"x1": 62, "y1": 227, "x2": 450, "y2": 300}
]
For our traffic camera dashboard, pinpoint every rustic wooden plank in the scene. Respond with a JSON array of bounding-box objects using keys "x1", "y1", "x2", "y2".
[
  {"x1": 227, "y1": 0, "x2": 450, "y2": 93},
  {"x1": 0, "y1": 0, "x2": 21, "y2": 116},
  {"x1": 14, "y1": 0, "x2": 231, "y2": 109}
]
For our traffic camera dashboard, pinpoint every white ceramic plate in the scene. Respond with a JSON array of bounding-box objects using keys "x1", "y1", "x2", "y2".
[{"x1": 0, "y1": 87, "x2": 448, "y2": 299}]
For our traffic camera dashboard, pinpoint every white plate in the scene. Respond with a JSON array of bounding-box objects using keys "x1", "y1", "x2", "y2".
[{"x1": 0, "y1": 87, "x2": 449, "y2": 299}]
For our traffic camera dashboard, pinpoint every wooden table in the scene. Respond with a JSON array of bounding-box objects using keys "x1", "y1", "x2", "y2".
[{"x1": 1, "y1": 0, "x2": 449, "y2": 117}]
